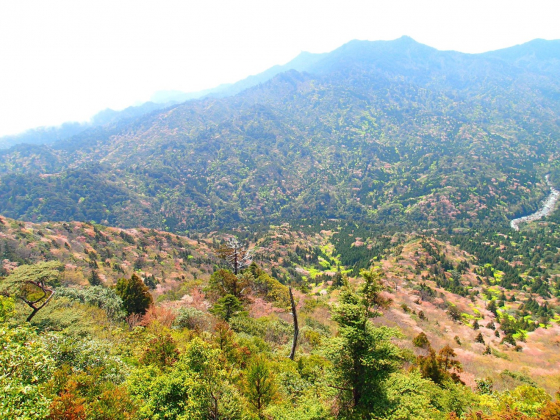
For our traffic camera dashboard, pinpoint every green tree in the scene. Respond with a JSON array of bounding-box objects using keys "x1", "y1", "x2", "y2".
[
  {"x1": 487, "y1": 299, "x2": 498, "y2": 316},
  {"x1": 245, "y1": 355, "x2": 276, "y2": 418},
  {"x1": 128, "y1": 338, "x2": 244, "y2": 419},
  {"x1": 210, "y1": 294, "x2": 244, "y2": 321},
  {"x1": 89, "y1": 269, "x2": 102, "y2": 286},
  {"x1": 326, "y1": 267, "x2": 402, "y2": 415},
  {"x1": 206, "y1": 269, "x2": 251, "y2": 301},
  {"x1": 0, "y1": 261, "x2": 63, "y2": 321},
  {"x1": 115, "y1": 274, "x2": 153, "y2": 315}
]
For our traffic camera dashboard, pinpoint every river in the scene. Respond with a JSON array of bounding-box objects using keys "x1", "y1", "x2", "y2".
[{"x1": 510, "y1": 174, "x2": 560, "y2": 231}]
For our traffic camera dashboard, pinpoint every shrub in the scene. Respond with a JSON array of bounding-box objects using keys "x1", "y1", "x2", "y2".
[
  {"x1": 57, "y1": 286, "x2": 126, "y2": 321},
  {"x1": 413, "y1": 332, "x2": 430, "y2": 348},
  {"x1": 174, "y1": 307, "x2": 209, "y2": 331}
]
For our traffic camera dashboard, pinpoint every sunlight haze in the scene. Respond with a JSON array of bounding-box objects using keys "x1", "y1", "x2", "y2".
[{"x1": 0, "y1": 0, "x2": 559, "y2": 136}]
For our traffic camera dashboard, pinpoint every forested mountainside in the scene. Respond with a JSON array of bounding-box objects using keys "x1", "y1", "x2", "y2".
[
  {"x1": 0, "y1": 101, "x2": 176, "y2": 150},
  {"x1": 1, "y1": 37, "x2": 560, "y2": 232},
  {"x1": 2, "y1": 215, "x2": 560, "y2": 418},
  {"x1": 0, "y1": 48, "x2": 326, "y2": 151}
]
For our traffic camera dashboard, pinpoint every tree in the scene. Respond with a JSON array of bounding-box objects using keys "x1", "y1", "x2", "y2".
[
  {"x1": 128, "y1": 337, "x2": 244, "y2": 419},
  {"x1": 140, "y1": 330, "x2": 179, "y2": 369},
  {"x1": 326, "y1": 267, "x2": 402, "y2": 413},
  {"x1": 245, "y1": 356, "x2": 276, "y2": 418},
  {"x1": 206, "y1": 269, "x2": 251, "y2": 301},
  {"x1": 89, "y1": 269, "x2": 102, "y2": 286},
  {"x1": 0, "y1": 261, "x2": 63, "y2": 321},
  {"x1": 447, "y1": 305, "x2": 463, "y2": 322},
  {"x1": 217, "y1": 237, "x2": 252, "y2": 275},
  {"x1": 210, "y1": 294, "x2": 244, "y2": 321},
  {"x1": 417, "y1": 345, "x2": 463, "y2": 385},
  {"x1": 475, "y1": 332, "x2": 485, "y2": 344},
  {"x1": 487, "y1": 299, "x2": 498, "y2": 316},
  {"x1": 114, "y1": 274, "x2": 153, "y2": 315}
]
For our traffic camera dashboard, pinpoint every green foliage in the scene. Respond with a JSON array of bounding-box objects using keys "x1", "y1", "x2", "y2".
[
  {"x1": 57, "y1": 286, "x2": 126, "y2": 320},
  {"x1": 417, "y1": 345, "x2": 463, "y2": 386},
  {"x1": 0, "y1": 324, "x2": 55, "y2": 419},
  {"x1": 206, "y1": 269, "x2": 251, "y2": 301},
  {"x1": 89, "y1": 269, "x2": 102, "y2": 286},
  {"x1": 245, "y1": 355, "x2": 277, "y2": 418},
  {"x1": 0, "y1": 261, "x2": 63, "y2": 321},
  {"x1": 173, "y1": 306, "x2": 209, "y2": 330},
  {"x1": 139, "y1": 330, "x2": 179, "y2": 369},
  {"x1": 128, "y1": 337, "x2": 245, "y2": 419},
  {"x1": 249, "y1": 262, "x2": 290, "y2": 308},
  {"x1": 0, "y1": 295, "x2": 15, "y2": 322},
  {"x1": 211, "y1": 294, "x2": 245, "y2": 321},
  {"x1": 115, "y1": 274, "x2": 153, "y2": 315},
  {"x1": 447, "y1": 305, "x2": 463, "y2": 322}
]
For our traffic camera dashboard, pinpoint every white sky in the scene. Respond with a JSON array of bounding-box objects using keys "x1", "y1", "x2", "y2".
[{"x1": 0, "y1": 0, "x2": 559, "y2": 137}]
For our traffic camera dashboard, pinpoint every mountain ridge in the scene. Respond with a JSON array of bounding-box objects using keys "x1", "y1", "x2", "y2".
[{"x1": 0, "y1": 37, "x2": 560, "y2": 232}]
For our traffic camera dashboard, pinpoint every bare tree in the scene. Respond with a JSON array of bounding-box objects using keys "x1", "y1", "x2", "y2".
[
  {"x1": 288, "y1": 287, "x2": 299, "y2": 360},
  {"x1": 217, "y1": 237, "x2": 253, "y2": 275}
]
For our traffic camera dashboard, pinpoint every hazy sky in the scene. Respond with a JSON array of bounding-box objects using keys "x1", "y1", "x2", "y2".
[{"x1": 1, "y1": 0, "x2": 560, "y2": 137}]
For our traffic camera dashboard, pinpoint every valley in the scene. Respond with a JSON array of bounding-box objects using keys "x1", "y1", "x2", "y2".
[{"x1": 511, "y1": 175, "x2": 560, "y2": 231}]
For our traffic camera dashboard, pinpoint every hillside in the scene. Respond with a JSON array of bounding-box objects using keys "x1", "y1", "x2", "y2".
[
  {"x1": 0, "y1": 38, "x2": 559, "y2": 232},
  {"x1": 1, "y1": 215, "x2": 559, "y2": 392}
]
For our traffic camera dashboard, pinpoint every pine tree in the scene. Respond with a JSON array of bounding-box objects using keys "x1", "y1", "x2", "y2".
[
  {"x1": 88, "y1": 270, "x2": 102, "y2": 286},
  {"x1": 475, "y1": 332, "x2": 485, "y2": 344},
  {"x1": 115, "y1": 274, "x2": 153, "y2": 315}
]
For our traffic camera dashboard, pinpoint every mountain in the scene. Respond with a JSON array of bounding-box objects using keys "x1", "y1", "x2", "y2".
[
  {"x1": 0, "y1": 101, "x2": 175, "y2": 150},
  {"x1": 0, "y1": 37, "x2": 560, "y2": 234},
  {"x1": 0, "y1": 50, "x2": 328, "y2": 151}
]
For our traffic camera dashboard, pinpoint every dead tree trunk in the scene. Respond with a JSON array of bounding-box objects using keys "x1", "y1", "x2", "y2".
[{"x1": 288, "y1": 287, "x2": 299, "y2": 360}]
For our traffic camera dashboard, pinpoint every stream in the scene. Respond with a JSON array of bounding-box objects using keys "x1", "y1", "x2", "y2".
[{"x1": 510, "y1": 174, "x2": 560, "y2": 231}]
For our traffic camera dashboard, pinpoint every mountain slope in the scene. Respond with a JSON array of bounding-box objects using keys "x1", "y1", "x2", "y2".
[{"x1": 0, "y1": 37, "x2": 559, "y2": 232}]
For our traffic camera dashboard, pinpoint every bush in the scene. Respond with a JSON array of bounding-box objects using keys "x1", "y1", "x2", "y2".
[
  {"x1": 57, "y1": 286, "x2": 126, "y2": 321},
  {"x1": 174, "y1": 307, "x2": 210, "y2": 331},
  {"x1": 412, "y1": 332, "x2": 430, "y2": 348},
  {"x1": 0, "y1": 324, "x2": 55, "y2": 419}
]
